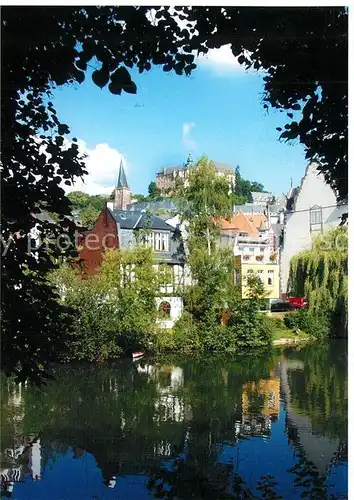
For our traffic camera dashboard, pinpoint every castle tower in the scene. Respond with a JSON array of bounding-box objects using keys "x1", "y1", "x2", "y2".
[
  {"x1": 185, "y1": 152, "x2": 193, "y2": 169},
  {"x1": 114, "y1": 158, "x2": 131, "y2": 210}
]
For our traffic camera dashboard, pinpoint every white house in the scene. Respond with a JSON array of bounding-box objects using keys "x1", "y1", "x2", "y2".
[{"x1": 280, "y1": 162, "x2": 347, "y2": 294}]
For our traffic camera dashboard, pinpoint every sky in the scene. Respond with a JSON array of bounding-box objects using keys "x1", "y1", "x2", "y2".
[{"x1": 52, "y1": 44, "x2": 308, "y2": 197}]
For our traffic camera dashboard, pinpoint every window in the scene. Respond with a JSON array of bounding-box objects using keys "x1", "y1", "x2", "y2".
[
  {"x1": 249, "y1": 247, "x2": 255, "y2": 253},
  {"x1": 260, "y1": 247, "x2": 265, "y2": 253},
  {"x1": 159, "y1": 301, "x2": 171, "y2": 318},
  {"x1": 310, "y1": 206, "x2": 322, "y2": 227},
  {"x1": 234, "y1": 270, "x2": 241, "y2": 285},
  {"x1": 147, "y1": 233, "x2": 154, "y2": 248},
  {"x1": 268, "y1": 270, "x2": 274, "y2": 286},
  {"x1": 161, "y1": 233, "x2": 169, "y2": 251},
  {"x1": 155, "y1": 232, "x2": 161, "y2": 250},
  {"x1": 257, "y1": 270, "x2": 264, "y2": 283},
  {"x1": 174, "y1": 265, "x2": 184, "y2": 288},
  {"x1": 268, "y1": 392, "x2": 276, "y2": 409},
  {"x1": 147, "y1": 232, "x2": 169, "y2": 252}
]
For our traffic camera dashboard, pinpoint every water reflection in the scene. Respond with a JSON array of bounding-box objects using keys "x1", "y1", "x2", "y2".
[
  {"x1": 237, "y1": 374, "x2": 280, "y2": 437},
  {"x1": 0, "y1": 342, "x2": 347, "y2": 499},
  {"x1": 0, "y1": 382, "x2": 41, "y2": 496}
]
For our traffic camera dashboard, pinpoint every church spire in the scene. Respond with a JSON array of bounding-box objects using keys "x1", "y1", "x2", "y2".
[
  {"x1": 114, "y1": 158, "x2": 131, "y2": 210},
  {"x1": 116, "y1": 158, "x2": 129, "y2": 189}
]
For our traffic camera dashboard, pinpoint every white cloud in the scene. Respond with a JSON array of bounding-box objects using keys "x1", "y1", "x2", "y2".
[
  {"x1": 182, "y1": 122, "x2": 197, "y2": 151},
  {"x1": 145, "y1": 8, "x2": 242, "y2": 77},
  {"x1": 196, "y1": 44, "x2": 249, "y2": 76},
  {"x1": 64, "y1": 140, "x2": 127, "y2": 196},
  {"x1": 145, "y1": 8, "x2": 257, "y2": 78}
]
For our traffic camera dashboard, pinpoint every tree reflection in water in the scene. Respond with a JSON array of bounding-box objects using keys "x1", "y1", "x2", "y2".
[{"x1": 0, "y1": 342, "x2": 347, "y2": 499}]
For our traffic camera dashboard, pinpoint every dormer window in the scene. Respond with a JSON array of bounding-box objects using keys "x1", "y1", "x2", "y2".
[{"x1": 146, "y1": 232, "x2": 169, "y2": 252}]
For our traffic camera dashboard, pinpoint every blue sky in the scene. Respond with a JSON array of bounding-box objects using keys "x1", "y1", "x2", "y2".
[{"x1": 52, "y1": 45, "x2": 307, "y2": 196}]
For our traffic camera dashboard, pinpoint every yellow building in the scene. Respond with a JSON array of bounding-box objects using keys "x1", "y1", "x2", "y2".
[{"x1": 234, "y1": 255, "x2": 280, "y2": 299}]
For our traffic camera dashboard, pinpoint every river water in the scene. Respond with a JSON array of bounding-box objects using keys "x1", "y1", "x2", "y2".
[{"x1": 1, "y1": 342, "x2": 347, "y2": 499}]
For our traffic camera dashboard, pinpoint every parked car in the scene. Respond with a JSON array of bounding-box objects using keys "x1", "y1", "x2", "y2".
[
  {"x1": 288, "y1": 296, "x2": 308, "y2": 309},
  {"x1": 270, "y1": 300, "x2": 293, "y2": 312}
]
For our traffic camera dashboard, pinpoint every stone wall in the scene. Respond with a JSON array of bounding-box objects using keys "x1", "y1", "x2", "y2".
[{"x1": 114, "y1": 187, "x2": 132, "y2": 210}]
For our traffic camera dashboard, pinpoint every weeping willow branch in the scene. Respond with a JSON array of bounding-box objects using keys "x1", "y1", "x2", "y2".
[{"x1": 288, "y1": 227, "x2": 348, "y2": 337}]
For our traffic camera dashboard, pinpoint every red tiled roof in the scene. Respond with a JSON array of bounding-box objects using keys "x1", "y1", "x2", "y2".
[
  {"x1": 217, "y1": 211, "x2": 260, "y2": 237},
  {"x1": 246, "y1": 213, "x2": 268, "y2": 230}
]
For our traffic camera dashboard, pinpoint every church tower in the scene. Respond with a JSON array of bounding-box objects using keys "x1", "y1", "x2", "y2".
[{"x1": 114, "y1": 159, "x2": 131, "y2": 210}]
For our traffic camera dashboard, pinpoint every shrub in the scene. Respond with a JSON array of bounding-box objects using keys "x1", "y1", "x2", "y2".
[
  {"x1": 51, "y1": 269, "x2": 122, "y2": 363},
  {"x1": 255, "y1": 314, "x2": 274, "y2": 345},
  {"x1": 228, "y1": 301, "x2": 273, "y2": 352},
  {"x1": 173, "y1": 312, "x2": 201, "y2": 352},
  {"x1": 259, "y1": 299, "x2": 269, "y2": 311},
  {"x1": 284, "y1": 310, "x2": 330, "y2": 340},
  {"x1": 50, "y1": 248, "x2": 162, "y2": 361},
  {"x1": 261, "y1": 315, "x2": 285, "y2": 331},
  {"x1": 153, "y1": 327, "x2": 175, "y2": 351},
  {"x1": 201, "y1": 324, "x2": 237, "y2": 353},
  {"x1": 283, "y1": 311, "x2": 298, "y2": 330}
]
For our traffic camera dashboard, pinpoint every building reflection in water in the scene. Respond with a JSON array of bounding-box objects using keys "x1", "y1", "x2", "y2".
[
  {"x1": 135, "y1": 362, "x2": 191, "y2": 462},
  {"x1": 136, "y1": 362, "x2": 191, "y2": 425},
  {"x1": 279, "y1": 358, "x2": 341, "y2": 475},
  {"x1": 135, "y1": 361, "x2": 282, "y2": 446},
  {"x1": 235, "y1": 369, "x2": 280, "y2": 439},
  {"x1": 0, "y1": 382, "x2": 42, "y2": 496}
]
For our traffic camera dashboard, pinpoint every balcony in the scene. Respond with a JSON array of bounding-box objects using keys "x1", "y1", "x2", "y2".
[
  {"x1": 240, "y1": 253, "x2": 278, "y2": 265},
  {"x1": 237, "y1": 236, "x2": 269, "y2": 245}
]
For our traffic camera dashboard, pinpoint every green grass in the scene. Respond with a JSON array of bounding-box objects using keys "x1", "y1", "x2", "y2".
[
  {"x1": 263, "y1": 313, "x2": 309, "y2": 341},
  {"x1": 271, "y1": 328, "x2": 308, "y2": 341}
]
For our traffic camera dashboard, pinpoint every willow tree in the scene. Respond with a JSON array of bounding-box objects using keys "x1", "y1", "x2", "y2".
[{"x1": 288, "y1": 226, "x2": 348, "y2": 337}]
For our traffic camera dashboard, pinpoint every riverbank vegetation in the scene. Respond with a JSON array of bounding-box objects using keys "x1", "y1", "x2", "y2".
[
  {"x1": 50, "y1": 251, "x2": 278, "y2": 362},
  {"x1": 288, "y1": 226, "x2": 348, "y2": 338},
  {"x1": 50, "y1": 247, "x2": 165, "y2": 362}
]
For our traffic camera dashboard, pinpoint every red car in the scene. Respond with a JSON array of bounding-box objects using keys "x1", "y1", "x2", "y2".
[{"x1": 288, "y1": 297, "x2": 308, "y2": 309}]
